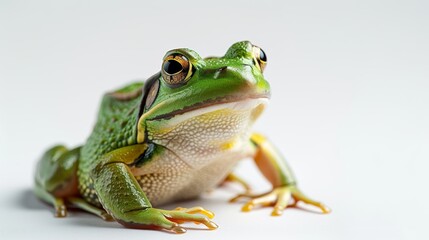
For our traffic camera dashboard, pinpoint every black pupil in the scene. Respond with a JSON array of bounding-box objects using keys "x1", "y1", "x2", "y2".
[
  {"x1": 259, "y1": 49, "x2": 267, "y2": 62},
  {"x1": 163, "y1": 60, "x2": 183, "y2": 74}
]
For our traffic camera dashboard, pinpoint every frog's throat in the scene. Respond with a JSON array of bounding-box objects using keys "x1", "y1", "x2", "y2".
[{"x1": 136, "y1": 95, "x2": 269, "y2": 143}]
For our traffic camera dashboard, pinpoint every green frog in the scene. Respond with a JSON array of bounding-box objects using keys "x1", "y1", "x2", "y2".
[{"x1": 34, "y1": 41, "x2": 330, "y2": 233}]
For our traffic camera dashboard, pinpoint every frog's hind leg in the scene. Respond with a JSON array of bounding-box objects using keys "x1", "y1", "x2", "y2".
[
  {"x1": 34, "y1": 145, "x2": 80, "y2": 217},
  {"x1": 34, "y1": 145, "x2": 114, "y2": 220},
  {"x1": 34, "y1": 183, "x2": 67, "y2": 217}
]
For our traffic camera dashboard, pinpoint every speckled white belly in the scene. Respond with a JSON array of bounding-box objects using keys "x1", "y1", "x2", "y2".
[{"x1": 131, "y1": 98, "x2": 266, "y2": 206}]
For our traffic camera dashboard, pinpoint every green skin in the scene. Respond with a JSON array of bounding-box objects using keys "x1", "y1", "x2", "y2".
[{"x1": 34, "y1": 41, "x2": 329, "y2": 233}]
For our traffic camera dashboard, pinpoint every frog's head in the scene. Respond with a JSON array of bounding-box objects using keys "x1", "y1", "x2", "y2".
[{"x1": 137, "y1": 41, "x2": 271, "y2": 143}]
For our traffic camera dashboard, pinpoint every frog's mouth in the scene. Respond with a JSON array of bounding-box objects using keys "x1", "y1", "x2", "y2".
[
  {"x1": 149, "y1": 94, "x2": 269, "y2": 122},
  {"x1": 137, "y1": 94, "x2": 269, "y2": 143}
]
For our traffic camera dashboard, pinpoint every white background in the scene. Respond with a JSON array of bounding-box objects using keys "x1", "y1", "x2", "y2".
[{"x1": 1, "y1": 0, "x2": 428, "y2": 239}]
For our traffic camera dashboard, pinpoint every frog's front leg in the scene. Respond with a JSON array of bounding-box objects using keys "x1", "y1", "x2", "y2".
[
  {"x1": 91, "y1": 145, "x2": 217, "y2": 233},
  {"x1": 231, "y1": 133, "x2": 331, "y2": 216}
]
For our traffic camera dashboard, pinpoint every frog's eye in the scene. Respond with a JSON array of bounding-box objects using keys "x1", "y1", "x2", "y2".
[
  {"x1": 161, "y1": 54, "x2": 193, "y2": 87},
  {"x1": 252, "y1": 46, "x2": 267, "y2": 72}
]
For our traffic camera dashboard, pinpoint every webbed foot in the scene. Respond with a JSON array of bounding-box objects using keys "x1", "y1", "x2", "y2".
[
  {"x1": 118, "y1": 206, "x2": 218, "y2": 234},
  {"x1": 230, "y1": 185, "x2": 330, "y2": 216}
]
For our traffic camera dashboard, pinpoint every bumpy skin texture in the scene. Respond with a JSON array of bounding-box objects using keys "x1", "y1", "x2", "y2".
[
  {"x1": 34, "y1": 41, "x2": 330, "y2": 233},
  {"x1": 78, "y1": 83, "x2": 143, "y2": 206}
]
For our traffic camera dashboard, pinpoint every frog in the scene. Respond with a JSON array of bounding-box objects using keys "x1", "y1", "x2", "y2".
[{"x1": 34, "y1": 41, "x2": 330, "y2": 233}]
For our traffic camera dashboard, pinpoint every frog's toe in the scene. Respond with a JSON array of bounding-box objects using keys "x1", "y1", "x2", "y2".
[
  {"x1": 231, "y1": 186, "x2": 331, "y2": 216},
  {"x1": 117, "y1": 207, "x2": 217, "y2": 233},
  {"x1": 160, "y1": 208, "x2": 218, "y2": 230},
  {"x1": 271, "y1": 188, "x2": 292, "y2": 216},
  {"x1": 229, "y1": 192, "x2": 261, "y2": 203},
  {"x1": 291, "y1": 188, "x2": 331, "y2": 214},
  {"x1": 240, "y1": 191, "x2": 278, "y2": 212},
  {"x1": 100, "y1": 212, "x2": 114, "y2": 221},
  {"x1": 173, "y1": 206, "x2": 215, "y2": 219},
  {"x1": 54, "y1": 205, "x2": 67, "y2": 218},
  {"x1": 117, "y1": 208, "x2": 187, "y2": 233},
  {"x1": 223, "y1": 173, "x2": 252, "y2": 192},
  {"x1": 53, "y1": 198, "x2": 67, "y2": 218}
]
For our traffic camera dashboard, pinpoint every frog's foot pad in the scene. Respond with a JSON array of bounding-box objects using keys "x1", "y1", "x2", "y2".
[
  {"x1": 120, "y1": 207, "x2": 218, "y2": 234},
  {"x1": 230, "y1": 186, "x2": 331, "y2": 216}
]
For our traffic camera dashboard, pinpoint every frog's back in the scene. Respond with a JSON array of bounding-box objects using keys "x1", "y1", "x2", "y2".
[{"x1": 78, "y1": 82, "x2": 144, "y2": 205}]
